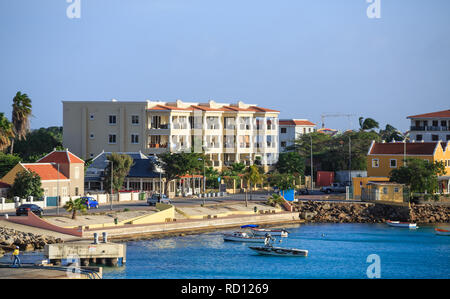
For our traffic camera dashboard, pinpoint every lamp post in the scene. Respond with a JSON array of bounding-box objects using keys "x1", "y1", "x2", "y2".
[
  {"x1": 51, "y1": 162, "x2": 60, "y2": 215},
  {"x1": 310, "y1": 135, "x2": 313, "y2": 191},
  {"x1": 105, "y1": 159, "x2": 113, "y2": 211},
  {"x1": 198, "y1": 157, "x2": 206, "y2": 205}
]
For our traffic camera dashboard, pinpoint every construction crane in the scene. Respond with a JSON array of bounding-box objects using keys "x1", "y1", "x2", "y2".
[{"x1": 321, "y1": 114, "x2": 356, "y2": 129}]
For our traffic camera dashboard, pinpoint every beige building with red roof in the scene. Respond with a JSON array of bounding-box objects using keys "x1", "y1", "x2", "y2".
[
  {"x1": 278, "y1": 119, "x2": 316, "y2": 152},
  {"x1": 63, "y1": 99, "x2": 279, "y2": 170},
  {"x1": 1, "y1": 149, "x2": 84, "y2": 197},
  {"x1": 408, "y1": 109, "x2": 450, "y2": 142}
]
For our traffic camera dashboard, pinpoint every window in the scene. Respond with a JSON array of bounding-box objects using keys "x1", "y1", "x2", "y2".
[
  {"x1": 281, "y1": 141, "x2": 287, "y2": 147},
  {"x1": 109, "y1": 134, "x2": 117, "y2": 144},
  {"x1": 74, "y1": 167, "x2": 80, "y2": 179},
  {"x1": 394, "y1": 187, "x2": 399, "y2": 193},
  {"x1": 446, "y1": 135, "x2": 450, "y2": 141},
  {"x1": 432, "y1": 135, "x2": 439, "y2": 141},
  {"x1": 61, "y1": 187, "x2": 68, "y2": 197},
  {"x1": 441, "y1": 120, "x2": 447, "y2": 127},
  {"x1": 109, "y1": 115, "x2": 117, "y2": 125},
  {"x1": 390, "y1": 159, "x2": 397, "y2": 168},
  {"x1": 90, "y1": 153, "x2": 94, "y2": 158},
  {"x1": 131, "y1": 115, "x2": 139, "y2": 125},
  {"x1": 75, "y1": 187, "x2": 79, "y2": 196},
  {"x1": 416, "y1": 134, "x2": 423, "y2": 141},
  {"x1": 432, "y1": 120, "x2": 438, "y2": 127},
  {"x1": 383, "y1": 187, "x2": 388, "y2": 194},
  {"x1": 131, "y1": 134, "x2": 139, "y2": 144},
  {"x1": 372, "y1": 159, "x2": 379, "y2": 168},
  {"x1": 281, "y1": 128, "x2": 287, "y2": 134}
]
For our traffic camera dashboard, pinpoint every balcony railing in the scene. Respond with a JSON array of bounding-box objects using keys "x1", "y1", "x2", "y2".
[
  {"x1": 148, "y1": 143, "x2": 168, "y2": 148},
  {"x1": 150, "y1": 123, "x2": 169, "y2": 129},
  {"x1": 410, "y1": 126, "x2": 449, "y2": 131}
]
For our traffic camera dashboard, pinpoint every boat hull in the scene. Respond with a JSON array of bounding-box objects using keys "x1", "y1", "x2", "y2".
[
  {"x1": 249, "y1": 246, "x2": 308, "y2": 257},
  {"x1": 435, "y1": 228, "x2": 450, "y2": 236},
  {"x1": 223, "y1": 235, "x2": 265, "y2": 243},
  {"x1": 386, "y1": 221, "x2": 417, "y2": 229},
  {"x1": 251, "y1": 228, "x2": 288, "y2": 237}
]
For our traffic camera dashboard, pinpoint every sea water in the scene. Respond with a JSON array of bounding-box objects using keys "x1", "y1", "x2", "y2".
[{"x1": 1, "y1": 223, "x2": 449, "y2": 279}]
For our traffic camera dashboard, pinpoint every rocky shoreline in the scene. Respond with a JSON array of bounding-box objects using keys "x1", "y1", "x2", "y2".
[
  {"x1": 0, "y1": 227, "x2": 63, "y2": 257},
  {"x1": 293, "y1": 201, "x2": 450, "y2": 224}
]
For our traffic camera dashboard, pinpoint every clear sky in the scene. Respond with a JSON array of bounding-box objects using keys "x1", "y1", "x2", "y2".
[{"x1": 0, "y1": 0, "x2": 449, "y2": 132}]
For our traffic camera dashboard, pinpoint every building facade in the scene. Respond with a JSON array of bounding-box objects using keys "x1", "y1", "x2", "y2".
[
  {"x1": 1, "y1": 149, "x2": 85, "y2": 197},
  {"x1": 63, "y1": 99, "x2": 280, "y2": 170},
  {"x1": 407, "y1": 109, "x2": 450, "y2": 142},
  {"x1": 278, "y1": 119, "x2": 316, "y2": 152}
]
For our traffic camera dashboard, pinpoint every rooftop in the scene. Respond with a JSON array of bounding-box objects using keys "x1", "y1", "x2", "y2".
[
  {"x1": 368, "y1": 141, "x2": 443, "y2": 156},
  {"x1": 37, "y1": 149, "x2": 84, "y2": 164},
  {"x1": 21, "y1": 163, "x2": 69, "y2": 181},
  {"x1": 407, "y1": 109, "x2": 450, "y2": 119},
  {"x1": 279, "y1": 119, "x2": 316, "y2": 126}
]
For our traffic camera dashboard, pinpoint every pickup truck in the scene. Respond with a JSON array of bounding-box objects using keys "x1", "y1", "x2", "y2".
[
  {"x1": 147, "y1": 194, "x2": 172, "y2": 206},
  {"x1": 320, "y1": 183, "x2": 348, "y2": 194}
]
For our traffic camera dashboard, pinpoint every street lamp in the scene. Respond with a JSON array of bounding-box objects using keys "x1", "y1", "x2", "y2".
[
  {"x1": 104, "y1": 159, "x2": 113, "y2": 211},
  {"x1": 50, "y1": 162, "x2": 60, "y2": 215},
  {"x1": 310, "y1": 135, "x2": 313, "y2": 191},
  {"x1": 198, "y1": 157, "x2": 206, "y2": 205}
]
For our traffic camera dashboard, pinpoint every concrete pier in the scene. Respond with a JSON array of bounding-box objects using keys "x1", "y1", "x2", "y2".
[{"x1": 45, "y1": 241, "x2": 126, "y2": 266}]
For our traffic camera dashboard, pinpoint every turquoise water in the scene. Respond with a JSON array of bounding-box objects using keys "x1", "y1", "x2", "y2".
[{"x1": 2, "y1": 223, "x2": 449, "y2": 279}]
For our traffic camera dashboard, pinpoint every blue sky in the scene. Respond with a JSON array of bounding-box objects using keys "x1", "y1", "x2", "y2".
[{"x1": 0, "y1": 0, "x2": 449, "y2": 132}]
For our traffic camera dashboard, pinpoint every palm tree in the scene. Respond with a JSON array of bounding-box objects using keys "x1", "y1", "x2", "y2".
[
  {"x1": 359, "y1": 117, "x2": 379, "y2": 131},
  {"x1": 10, "y1": 92, "x2": 32, "y2": 154},
  {"x1": 0, "y1": 113, "x2": 15, "y2": 151},
  {"x1": 63, "y1": 198, "x2": 87, "y2": 220},
  {"x1": 243, "y1": 165, "x2": 263, "y2": 207}
]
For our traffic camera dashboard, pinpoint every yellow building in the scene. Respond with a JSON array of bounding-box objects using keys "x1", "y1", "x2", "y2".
[
  {"x1": 361, "y1": 182, "x2": 405, "y2": 203},
  {"x1": 353, "y1": 140, "x2": 450, "y2": 198}
]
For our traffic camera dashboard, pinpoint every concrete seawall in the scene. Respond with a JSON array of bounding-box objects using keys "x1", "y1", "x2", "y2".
[{"x1": 83, "y1": 212, "x2": 303, "y2": 240}]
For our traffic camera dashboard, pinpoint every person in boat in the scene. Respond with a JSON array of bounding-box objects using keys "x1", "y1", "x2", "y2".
[{"x1": 264, "y1": 233, "x2": 275, "y2": 247}]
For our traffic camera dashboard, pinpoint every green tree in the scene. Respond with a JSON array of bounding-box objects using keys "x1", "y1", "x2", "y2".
[
  {"x1": 10, "y1": 92, "x2": 32, "y2": 154},
  {"x1": 13, "y1": 127, "x2": 63, "y2": 162},
  {"x1": 243, "y1": 165, "x2": 264, "y2": 206},
  {"x1": 63, "y1": 198, "x2": 87, "y2": 220},
  {"x1": 8, "y1": 170, "x2": 43, "y2": 198},
  {"x1": 276, "y1": 152, "x2": 305, "y2": 175},
  {"x1": 0, "y1": 152, "x2": 21, "y2": 177},
  {"x1": 0, "y1": 113, "x2": 15, "y2": 152},
  {"x1": 157, "y1": 152, "x2": 206, "y2": 194},
  {"x1": 359, "y1": 117, "x2": 379, "y2": 131},
  {"x1": 268, "y1": 172, "x2": 296, "y2": 191},
  {"x1": 379, "y1": 124, "x2": 404, "y2": 142},
  {"x1": 103, "y1": 153, "x2": 134, "y2": 193},
  {"x1": 389, "y1": 158, "x2": 446, "y2": 196}
]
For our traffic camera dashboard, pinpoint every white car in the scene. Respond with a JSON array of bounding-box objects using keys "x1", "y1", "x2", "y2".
[{"x1": 147, "y1": 194, "x2": 172, "y2": 206}]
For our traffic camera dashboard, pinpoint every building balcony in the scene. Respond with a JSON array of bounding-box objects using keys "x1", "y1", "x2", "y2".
[
  {"x1": 410, "y1": 126, "x2": 449, "y2": 131},
  {"x1": 150, "y1": 123, "x2": 170, "y2": 130}
]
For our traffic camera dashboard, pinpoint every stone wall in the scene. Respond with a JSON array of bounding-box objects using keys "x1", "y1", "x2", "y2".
[{"x1": 294, "y1": 201, "x2": 450, "y2": 224}]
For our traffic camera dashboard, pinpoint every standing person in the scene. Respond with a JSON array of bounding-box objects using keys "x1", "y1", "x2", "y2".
[{"x1": 11, "y1": 246, "x2": 21, "y2": 268}]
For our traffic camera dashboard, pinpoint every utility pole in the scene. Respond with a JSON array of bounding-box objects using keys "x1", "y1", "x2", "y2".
[
  {"x1": 349, "y1": 136, "x2": 352, "y2": 184},
  {"x1": 310, "y1": 135, "x2": 313, "y2": 191},
  {"x1": 110, "y1": 161, "x2": 113, "y2": 211}
]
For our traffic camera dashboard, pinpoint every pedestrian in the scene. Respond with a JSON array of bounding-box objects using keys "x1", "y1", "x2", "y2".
[{"x1": 11, "y1": 246, "x2": 21, "y2": 268}]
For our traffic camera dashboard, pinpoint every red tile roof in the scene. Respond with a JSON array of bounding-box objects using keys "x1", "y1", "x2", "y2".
[
  {"x1": 38, "y1": 150, "x2": 84, "y2": 164},
  {"x1": 279, "y1": 119, "x2": 316, "y2": 126},
  {"x1": 148, "y1": 104, "x2": 279, "y2": 113},
  {"x1": 369, "y1": 142, "x2": 439, "y2": 155},
  {"x1": 22, "y1": 164, "x2": 69, "y2": 180},
  {"x1": 407, "y1": 109, "x2": 450, "y2": 119}
]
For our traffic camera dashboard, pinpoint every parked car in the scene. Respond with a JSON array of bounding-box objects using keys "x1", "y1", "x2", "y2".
[
  {"x1": 80, "y1": 196, "x2": 99, "y2": 209},
  {"x1": 320, "y1": 183, "x2": 347, "y2": 194},
  {"x1": 147, "y1": 194, "x2": 172, "y2": 206},
  {"x1": 16, "y1": 204, "x2": 44, "y2": 216},
  {"x1": 297, "y1": 188, "x2": 310, "y2": 195}
]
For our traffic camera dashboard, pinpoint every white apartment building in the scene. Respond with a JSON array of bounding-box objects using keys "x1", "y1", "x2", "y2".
[
  {"x1": 407, "y1": 109, "x2": 450, "y2": 142},
  {"x1": 63, "y1": 99, "x2": 280, "y2": 170},
  {"x1": 279, "y1": 119, "x2": 316, "y2": 152}
]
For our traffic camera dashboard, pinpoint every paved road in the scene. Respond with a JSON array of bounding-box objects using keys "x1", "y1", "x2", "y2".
[{"x1": 0, "y1": 193, "x2": 269, "y2": 217}]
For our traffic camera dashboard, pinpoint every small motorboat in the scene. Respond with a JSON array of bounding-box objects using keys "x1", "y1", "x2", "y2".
[
  {"x1": 223, "y1": 231, "x2": 266, "y2": 243},
  {"x1": 435, "y1": 228, "x2": 450, "y2": 236},
  {"x1": 386, "y1": 220, "x2": 417, "y2": 229},
  {"x1": 249, "y1": 245, "x2": 308, "y2": 257},
  {"x1": 251, "y1": 228, "x2": 289, "y2": 237}
]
